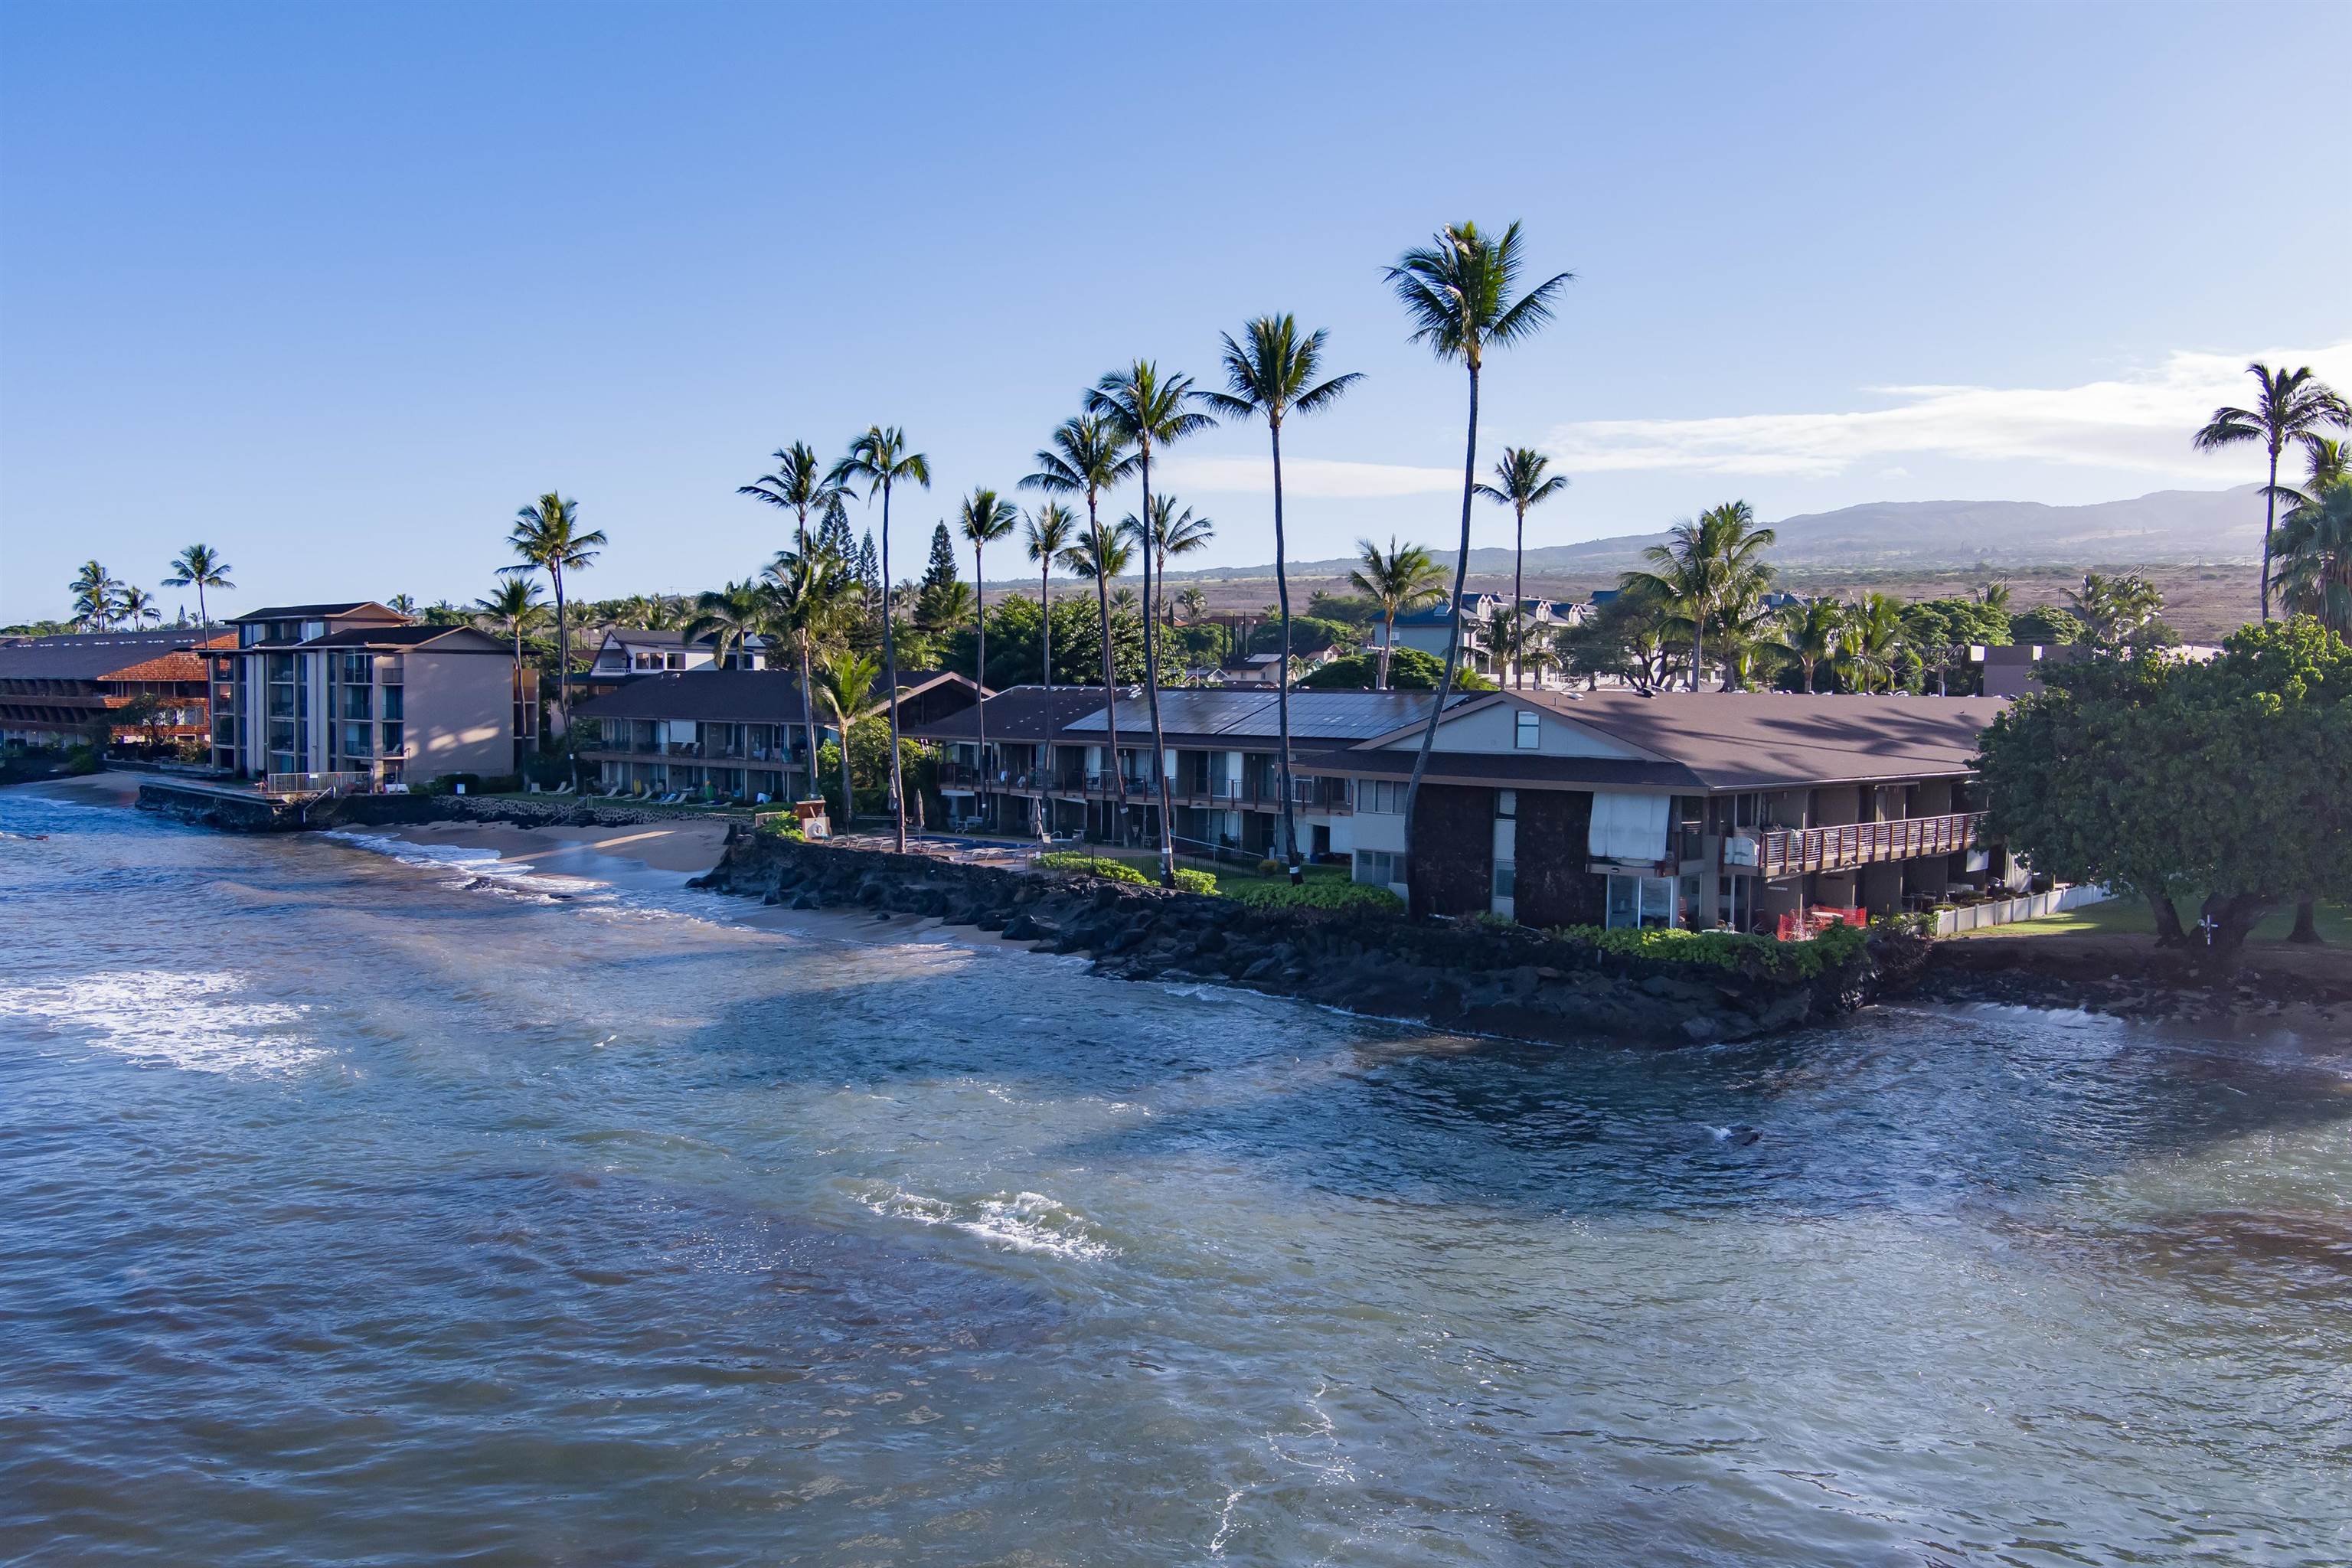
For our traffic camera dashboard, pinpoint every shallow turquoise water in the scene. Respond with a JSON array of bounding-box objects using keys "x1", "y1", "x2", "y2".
[{"x1": 2, "y1": 787, "x2": 2347, "y2": 1566}]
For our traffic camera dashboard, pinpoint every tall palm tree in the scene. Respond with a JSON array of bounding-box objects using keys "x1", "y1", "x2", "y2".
[
  {"x1": 738, "y1": 440, "x2": 847, "y2": 561},
  {"x1": 1174, "y1": 585, "x2": 1209, "y2": 626},
  {"x1": 116, "y1": 586, "x2": 161, "y2": 626},
  {"x1": 2274, "y1": 434, "x2": 2349, "y2": 511},
  {"x1": 387, "y1": 593, "x2": 420, "y2": 618},
  {"x1": 828, "y1": 427, "x2": 931, "y2": 851},
  {"x1": 1618, "y1": 501, "x2": 1776, "y2": 691},
  {"x1": 475, "y1": 576, "x2": 545, "y2": 740},
  {"x1": 812, "y1": 648, "x2": 888, "y2": 831},
  {"x1": 2193, "y1": 362, "x2": 2349, "y2": 622},
  {"x1": 1200, "y1": 315, "x2": 1364, "y2": 878},
  {"x1": 1023, "y1": 502, "x2": 1077, "y2": 695},
  {"x1": 1472, "y1": 448, "x2": 1570, "y2": 687},
  {"x1": 1024, "y1": 412, "x2": 1139, "y2": 844},
  {"x1": 959, "y1": 486, "x2": 1019, "y2": 825},
  {"x1": 501, "y1": 493, "x2": 605, "y2": 760},
  {"x1": 1086, "y1": 361, "x2": 1217, "y2": 884},
  {"x1": 162, "y1": 544, "x2": 234, "y2": 634},
  {"x1": 2274, "y1": 482, "x2": 2352, "y2": 637},
  {"x1": 1119, "y1": 495, "x2": 1215, "y2": 622},
  {"x1": 1348, "y1": 537, "x2": 1447, "y2": 690},
  {"x1": 763, "y1": 548, "x2": 860, "y2": 796},
  {"x1": 1771, "y1": 598, "x2": 1844, "y2": 692},
  {"x1": 683, "y1": 580, "x2": 768, "y2": 668},
  {"x1": 70, "y1": 560, "x2": 118, "y2": 630},
  {"x1": 1385, "y1": 221, "x2": 1573, "y2": 901}
]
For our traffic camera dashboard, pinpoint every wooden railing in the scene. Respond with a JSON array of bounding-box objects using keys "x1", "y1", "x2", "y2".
[{"x1": 1756, "y1": 811, "x2": 1984, "y2": 877}]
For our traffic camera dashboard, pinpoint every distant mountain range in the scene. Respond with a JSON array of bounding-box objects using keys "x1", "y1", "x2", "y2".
[{"x1": 1138, "y1": 483, "x2": 2269, "y2": 584}]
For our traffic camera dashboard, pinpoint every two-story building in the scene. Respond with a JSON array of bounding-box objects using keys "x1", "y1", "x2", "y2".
[
  {"x1": 207, "y1": 602, "x2": 521, "y2": 788},
  {"x1": 1367, "y1": 593, "x2": 1583, "y2": 686},
  {"x1": 1295, "y1": 688, "x2": 2011, "y2": 931},
  {"x1": 0, "y1": 629, "x2": 227, "y2": 750}
]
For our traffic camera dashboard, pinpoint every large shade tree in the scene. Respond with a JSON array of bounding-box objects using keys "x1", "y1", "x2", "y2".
[
  {"x1": 1978, "y1": 618, "x2": 2352, "y2": 974},
  {"x1": 1200, "y1": 315, "x2": 1362, "y2": 881},
  {"x1": 1085, "y1": 362, "x2": 1217, "y2": 885},
  {"x1": 828, "y1": 428, "x2": 931, "y2": 851},
  {"x1": 1384, "y1": 222, "x2": 1573, "y2": 910},
  {"x1": 1472, "y1": 448, "x2": 1570, "y2": 687},
  {"x1": 2192, "y1": 363, "x2": 2347, "y2": 622}
]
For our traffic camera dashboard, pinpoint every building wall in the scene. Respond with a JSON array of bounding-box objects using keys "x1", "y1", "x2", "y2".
[
  {"x1": 1514, "y1": 788, "x2": 1608, "y2": 928},
  {"x1": 1395, "y1": 701, "x2": 1648, "y2": 760},
  {"x1": 1407, "y1": 783, "x2": 1494, "y2": 918},
  {"x1": 403, "y1": 651, "x2": 515, "y2": 781}
]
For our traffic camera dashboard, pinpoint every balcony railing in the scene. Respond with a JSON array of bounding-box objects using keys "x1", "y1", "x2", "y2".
[{"x1": 1755, "y1": 811, "x2": 1984, "y2": 877}]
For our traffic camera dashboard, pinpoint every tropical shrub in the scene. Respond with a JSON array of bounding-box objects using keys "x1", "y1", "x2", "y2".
[
  {"x1": 1222, "y1": 878, "x2": 1403, "y2": 912},
  {"x1": 1171, "y1": 867, "x2": 1217, "y2": 895},
  {"x1": 1546, "y1": 920, "x2": 1868, "y2": 980},
  {"x1": 62, "y1": 744, "x2": 101, "y2": 776},
  {"x1": 1037, "y1": 851, "x2": 1150, "y2": 885}
]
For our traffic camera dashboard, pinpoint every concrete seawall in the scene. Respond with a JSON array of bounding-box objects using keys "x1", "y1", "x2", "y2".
[{"x1": 693, "y1": 833, "x2": 1907, "y2": 1048}]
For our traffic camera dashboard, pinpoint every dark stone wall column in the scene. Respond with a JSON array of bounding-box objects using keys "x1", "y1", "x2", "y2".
[
  {"x1": 1515, "y1": 787, "x2": 1606, "y2": 928},
  {"x1": 1408, "y1": 782, "x2": 1494, "y2": 918}
]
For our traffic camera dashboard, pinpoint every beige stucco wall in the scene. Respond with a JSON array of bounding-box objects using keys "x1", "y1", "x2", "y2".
[{"x1": 403, "y1": 650, "x2": 515, "y2": 781}]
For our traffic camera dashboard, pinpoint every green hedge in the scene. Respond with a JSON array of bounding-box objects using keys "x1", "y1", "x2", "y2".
[
  {"x1": 1545, "y1": 920, "x2": 1870, "y2": 979},
  {"x1": 1037, "y1": 851, "x2": 1152, "y2": 885},
  {"x1": 1171, "y1": 867, "x2": 1217, "y2": 895},
  {"x1": 1223, "y1": 878, "x2": 1403, "y2": 913}
]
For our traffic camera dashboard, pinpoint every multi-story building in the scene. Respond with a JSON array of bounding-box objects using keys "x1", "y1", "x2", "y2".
[
  {"x1": 1367, "y1": 593, "x2": 1582, "y2": 685},
  {"x1": 1294, "y1": 688, "x2": 2011, "y2": 931},
  {"x1": 0, "y1": 629, "x2": 226, "y2": 749},
  {"x1": 571, "y1": 668, "x2": 981, "y2": 802},
  {"x1": 208, "y1": 602, "x2": 523, "y2": 788}
]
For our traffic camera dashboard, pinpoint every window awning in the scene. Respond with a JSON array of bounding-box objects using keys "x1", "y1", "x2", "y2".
[{"x1": 1588, "y1": 791, "x2": 1670, "y2": 862}]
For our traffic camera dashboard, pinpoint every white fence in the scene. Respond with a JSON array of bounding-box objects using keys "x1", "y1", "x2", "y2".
[{"x1": 1932, "y1": 882, "x2": 2111, "y2": 936}]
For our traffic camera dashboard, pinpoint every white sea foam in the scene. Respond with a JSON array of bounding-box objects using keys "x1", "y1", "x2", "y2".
[
  {"x1": 323, "y1": 829, "x2": 612, "y2": 903},
  {"x1": 851, "y1": 1182, "x2": 1120, "y2": 1261},
  {"x1": 0, "y1": 969, "x2": 323, "y2": 1074}
]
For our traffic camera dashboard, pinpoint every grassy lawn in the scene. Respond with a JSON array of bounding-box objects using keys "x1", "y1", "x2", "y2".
[{"x1": 1957, "y1": 893, "x2": 2351, "y2": 945}]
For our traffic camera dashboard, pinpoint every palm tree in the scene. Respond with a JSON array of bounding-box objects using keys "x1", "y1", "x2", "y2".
[
  {"x1": 2064, "y1": 571, "x2": 2164, "y2": 647},
  {"x1": 812, "y1": 648, "x2": 888, "y2": 831},
  {"x1": 2274, "y1": 482, "x2": 2351, "y2": 637},
  {"x1": 1198, "y1": 315, "x2": 1364, "y2": 878},
  {"x1": 958, "y1": 486, "x2": 1019, "y2": 825},
  {"x1": 739, "y1": 440, "x2": 848, "y2": 562},
  {"x1": 763, "y1": 548, "x2": 860, "y2": 796},
  {"x1": 2193, "y1": 362, "x2": 2349, "y2": 622},
  {"x1": 1023, "y1": 502, "x2": 1077, "y2": 695},
  {"x1": 1837, "y1": 593, "x2": 1907, "y2": 693},
  {"x1": 828, "y1": 427, "x2": 932, "y2": 851},
  {"x1": 1618, "y1": 501, "x2": 1776, "y2": 691},
  {"x1": 502, "y1": 493, "x2": 605, "y2": 763},
  {"x1": 70, "y1": 560, "x2": 117, "y2": 630},
  {"x1": 1024, "y1": 412, "x2": 1139, "y2": 845},
  {"x1": 1174, "y1": 585, "x2": 1209, "y2": 626},
  {"x1": 162, "y1": 544, "x2": 234, "y2": 634},
  {"x1": 1771, "y1": 598, "x2": 1843, "y2": 692},
  {"x1": 683, "y1": 580, "x2": 768, "y2": 668},
  {"x1": 1086, "y1": 361, "x2": 1218, "y2": 884},
  {"x1": 387, "y1": 593, "x2": 419, "y2": 617},
  {"x1": 1713, "y1": 585, "x2": 1782, "y2": 691},
  {"x1": 1119, "y1": 495, "x2": 1215, "y2": 623},
  {"x1": 117, "y1": 586, "x2": 161, "y2": 626},
  {"x1": 1349, "y1": 537, "x2": 1447, "y2": 690},
  {"x1": 1473, "y1": 448, "x2": 1570, "y2": 687},
  {"x1": 475, "y1": 576, "x2": 545, "y2": 738},
  {"x1": 1385, "y1": 221, "x2": 1573, "y2": 902},
  {"x1": 1487, "y1": 607, "x2": 1559, "y2": 688}
]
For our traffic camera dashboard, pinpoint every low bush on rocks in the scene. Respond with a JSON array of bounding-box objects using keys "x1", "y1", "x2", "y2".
[
  {"x1": 1547, "y1": 921, "x2": 1870, "y2": 980},
  {"x1": 1038, "y1": 851, "x2": 1152, "y2": 885},
  {"x1": 1225, "y1": 879, "x2": 1403, "y2": 913}
]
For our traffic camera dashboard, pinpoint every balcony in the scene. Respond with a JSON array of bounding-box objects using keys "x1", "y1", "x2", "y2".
[{"x1": 1754, "y1": 812, "x2": 1985, "y2": 878}]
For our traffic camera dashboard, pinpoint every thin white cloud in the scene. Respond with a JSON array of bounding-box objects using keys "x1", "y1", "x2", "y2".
[
  {"x1": 1540, "y1": 344, "x2": 2352, "y2": 479},
  {"x1": 1158, "y1": 455, "x2": 1460, "y2": 499}
]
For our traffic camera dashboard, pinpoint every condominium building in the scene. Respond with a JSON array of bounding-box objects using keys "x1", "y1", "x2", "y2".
[
  {"x1": 0, "y1": 629, "x2": 227, "y2": 748},
  {"x1": 208, "y1": 602, "x2": 524, "y2": 787}
]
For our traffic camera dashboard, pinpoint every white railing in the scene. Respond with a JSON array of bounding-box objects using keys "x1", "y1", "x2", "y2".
[{"x1": 262, "y1": 770, "x2": 371, "y2": 799}]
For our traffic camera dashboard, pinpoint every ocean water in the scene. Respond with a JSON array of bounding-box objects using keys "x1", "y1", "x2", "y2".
[{"x1": 2, "y1": 787, "x2": 2347, "y2": 1566}]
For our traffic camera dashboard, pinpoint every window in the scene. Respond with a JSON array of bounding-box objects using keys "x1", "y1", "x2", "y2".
[
  {"x1": 1514, "y1": 710, "x2": 1540, "y2": 750},
  {"x1": 1495, "y1": 789, "x2": 1517, "y2": 818},
  {"x1": 1354, "y1": 849, "x2": 1403, "y2": 886},
  {"x1": 339, "y1": 721, "x2": 374, "y2": 758},
  {"x1": 1605, "y1": 874, "x2": 1683, "y2": 930},
  {"x1": 1362, "y1": 779, "x2": 1409, "y2": 814},
  {"x1": 381, "y1": 721, "x2": 404, "y2": 755},
  {"x1": 341, "y1": 685, "x2": 371, "y2": 720},
  {"x1": 381, "y1": 687, "x2": 403, "y2": 720},
  {"x1": 1493, "y1": 861, "x2": 1516, "y2": 900}
]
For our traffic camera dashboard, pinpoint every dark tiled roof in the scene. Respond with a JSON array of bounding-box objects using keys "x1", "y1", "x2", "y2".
[
  {"x1": 0, "y1": 629, "x2": 227, "y2": 681},
  {"x1": 572, "y1": 669, "x2": 814, "y2": 724},
  {"x1": 230, "y1": 602, "x2": 397, "y2": 622},
  {"x1": 906, "y1": 686, "x2": 1115, "y2": 743}
]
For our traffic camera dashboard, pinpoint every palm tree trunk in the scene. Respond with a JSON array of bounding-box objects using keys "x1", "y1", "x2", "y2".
[
  {"x1": 878, "y1": 480, "x2": 906, "y2": 851},
  {"x1": 197, "y1": 583, "x2": 208, "y2": 637},
  {"x1": 1038, "y1": 561, "x2": 1054, "y2": 844},
  {"x1": 1401, "y1": 360, "x2": 1479, "y2": 914},
  {"x1": 1512, "y1": 501, "x2": 1525, "y2": 691},
  {"x1": 1378, "y1": 609, "x2": 1395, "y2": 691},
  {"x1": 2262, "y1": 445, "x2": 2279, "y2": 622},
  {"x1": 1137, "y1": 443, "x2": 1177, "y2": 886},
  {"x1": 554, "y1": 568, "x2": 572, "y2": 786},
  {"x1": 1089, "y1": 493, "x2": 1125, "y2": 847},
  {"x1": 1690, "y1": 599, "x2": 1704, "y2": 693},
  {"x1": 1271, "y1": 419, "x2": 1300, "y2": 880},
  {"x1": 837, "y1": 708, "x2": 855, "y2": 830},
  {"x1": 972, "y1": 542, "x2": 989, "y2": 831}
]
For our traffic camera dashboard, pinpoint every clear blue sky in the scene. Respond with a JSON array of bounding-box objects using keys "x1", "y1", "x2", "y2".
[{"x1": 3, "y1": 1, "x2": 2347, "y2": 624}]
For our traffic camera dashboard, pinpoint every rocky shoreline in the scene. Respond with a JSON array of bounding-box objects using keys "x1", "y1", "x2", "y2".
[
  {"x1": 138, "y1": 782, "x2": 724, "y2": 835},
  {"x1": 1917, "y1": 936, "x2": 2352, "y2": 1025},
  {"x1": 691, "y1": 833, "x2": 1914, "y2": 1047}
]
